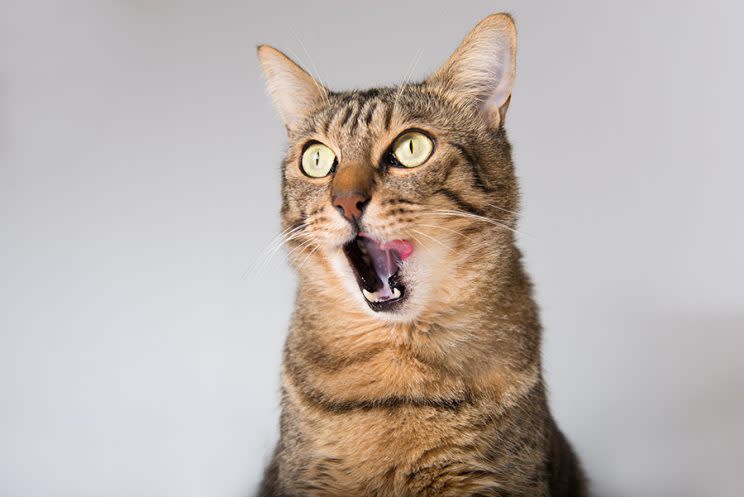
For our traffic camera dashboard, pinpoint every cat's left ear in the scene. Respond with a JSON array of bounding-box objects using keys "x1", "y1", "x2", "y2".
[
  {"x1": 257, "y1": 45, "x2": 328, "y2": 131},
  {"x1": 427, "y1": 13, "x2": 517, "y2": 128}
]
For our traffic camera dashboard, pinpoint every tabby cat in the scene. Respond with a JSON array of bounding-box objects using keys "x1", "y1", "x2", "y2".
[{"x1": 255, "y1": 13, "x2": 587, "y2": 497}]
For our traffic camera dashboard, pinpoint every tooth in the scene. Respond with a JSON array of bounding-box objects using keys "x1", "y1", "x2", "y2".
[
  {"x1": 362, "y1": 287, "x2": 402, "y2": 303},
  {"x1": 362, "y1": 289, "x2": 377, "y2": 302}
]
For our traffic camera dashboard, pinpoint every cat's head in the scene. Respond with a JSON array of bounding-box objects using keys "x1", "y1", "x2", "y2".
[{"x1": 258, "y1": 14, "x2": 519, "y2": 322}]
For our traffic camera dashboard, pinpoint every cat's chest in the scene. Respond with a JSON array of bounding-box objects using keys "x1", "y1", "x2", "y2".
[{"x1": 285, "y1": 404, "x2": 498, "y2": 496}]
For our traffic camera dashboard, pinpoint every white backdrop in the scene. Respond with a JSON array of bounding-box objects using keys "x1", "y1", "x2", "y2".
[{"x1": 2, "y1": 1, "x2": 743, "y2": 496}]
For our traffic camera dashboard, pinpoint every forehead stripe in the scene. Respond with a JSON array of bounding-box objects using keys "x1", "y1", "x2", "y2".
[
  {"x1": 338, "y1": 103, "x2": 356, "y2": 129},
  {"x1": 320, "y1": 110, "x2": 333, "y2": 136},
  {"x1": 348, "y1": 100, "x2": 364, "y2": 134},
  {"x1": 382, "y1": 103, "x2": 393, "y2": 131},
  {"x1": 363, "y1": 100, "x2": 378, "y2": 127}
]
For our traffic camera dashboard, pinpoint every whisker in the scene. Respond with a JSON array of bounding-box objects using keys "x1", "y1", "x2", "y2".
[
  {"x1": 265, "y1": 223, "x2": 306, "y2": 255},
  {"x1": 484, "y1": 203, "x2": 520, "y2": 216},
  {"x1": 289, "y1": 30, "x2": 330, "y2": 104},
  {"x1": 286, "y1": 236, "x2": 315, "y2": 262},
  {"x1": 411, "y1": 228, "x2": 449, "y2": 251},
  {"x1": 296, "y1": 243, "x2": 321, "y2": 273},
  {"x1": 259, "y1": 231, "x2": 307, "y2": 270},
  {"x1": 426, "y1": 209, "x2": 532, "y2": 239},
  {"x1": 394, "y1": 47, "x2": 423, "y2": 111},
  {"x1": 246, "y1": 223, "x2": 309, "y2": 278},
  {"x1": 262, "y1": 224, "x2": 306, "y2": 256},
  {"x1": 407, "y1": 231, "x2": 429, "y2": 251},
  {"x1": 417, "y1": 223, "x2": 476, "y2": 242}
]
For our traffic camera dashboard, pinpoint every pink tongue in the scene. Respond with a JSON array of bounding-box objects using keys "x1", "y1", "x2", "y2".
[{"x1": 381, "y1": 239, "x2": 414, "y2": 260}]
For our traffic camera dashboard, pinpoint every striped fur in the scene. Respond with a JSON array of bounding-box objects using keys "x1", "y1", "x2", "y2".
[{"x1": 257, "y1": 13, "x2": 587, "y2": 497}]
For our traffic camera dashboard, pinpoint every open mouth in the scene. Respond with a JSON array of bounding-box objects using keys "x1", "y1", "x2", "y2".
[{"x1": 342, "y1": 233, "x2": 414, "y2": 311}]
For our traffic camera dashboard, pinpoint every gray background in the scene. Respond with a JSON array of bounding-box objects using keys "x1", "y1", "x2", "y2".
[{"x1": 2, "y1": 1, "x2": 743, "y2": 496}]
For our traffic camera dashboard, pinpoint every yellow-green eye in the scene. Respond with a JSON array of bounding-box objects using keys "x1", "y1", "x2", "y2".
[
  {"x1": 392, "y1": 131, "x2": 434, "y2": 168},
  {"x1": 301, "y1": 143, "x2": 336, "y2": 178}
]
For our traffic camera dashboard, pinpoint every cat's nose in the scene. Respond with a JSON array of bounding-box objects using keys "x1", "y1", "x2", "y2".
[{"x1": 333, "y1": 192, "x2": 370, "y2": 223}]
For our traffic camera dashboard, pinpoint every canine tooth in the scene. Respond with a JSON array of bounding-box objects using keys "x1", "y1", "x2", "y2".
[
  {"x1": 362, "y1": 289, "x2": 377, "y2": 302},
  {"x1": 392, "y1": 287, "x2": 401, "y2": 299}
]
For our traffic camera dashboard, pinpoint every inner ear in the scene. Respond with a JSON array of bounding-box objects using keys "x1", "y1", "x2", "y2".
[
  {"x1": 427, "y1": 13, "x2": 517, "y2": 127},
  {"x1": 257, "y1": 45, "x2": 328, "y2": 131}
]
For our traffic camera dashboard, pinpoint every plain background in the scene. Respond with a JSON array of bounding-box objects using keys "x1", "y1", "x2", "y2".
[{"x1": 2, "y1": 1, "x2": 743, "y2": 496}]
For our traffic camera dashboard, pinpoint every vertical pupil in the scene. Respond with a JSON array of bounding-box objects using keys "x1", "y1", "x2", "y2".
[
  {"x1": 314, "y1": 151, "x2": 320, "y2": 167},
  {"x1": 409, "y1": 139, "x2": 414, "y2": 154}
]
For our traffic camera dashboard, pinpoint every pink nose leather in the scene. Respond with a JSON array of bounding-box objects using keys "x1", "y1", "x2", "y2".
[{"x1": 333, "y1": 192, "x2": 369, "y2": 222}]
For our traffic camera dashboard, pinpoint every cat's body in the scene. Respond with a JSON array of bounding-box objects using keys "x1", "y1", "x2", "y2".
[{"x1": 256, "y1": 14, "x2": 587, "y2": 497}]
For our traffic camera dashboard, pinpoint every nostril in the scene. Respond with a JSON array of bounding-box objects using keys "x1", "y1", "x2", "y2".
[{"x1": 332, "y1": 192, "x2": 370, "y2": 222}]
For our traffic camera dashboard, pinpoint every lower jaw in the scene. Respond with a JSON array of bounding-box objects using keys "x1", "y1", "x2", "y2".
[{"x1": 360, "y1": 280, "x2": 406, "y2": 312}]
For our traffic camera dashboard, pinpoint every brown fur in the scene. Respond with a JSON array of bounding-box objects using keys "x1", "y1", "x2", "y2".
[{"x1": 256, "y1": 13, "x2": 587, "y2": 497}]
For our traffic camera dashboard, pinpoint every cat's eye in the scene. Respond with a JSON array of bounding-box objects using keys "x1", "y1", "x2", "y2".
[
  {"x1": 391, "y1": 131, "x2": 434, "y2": 168},
  {"x1": 300, "y1": 143, "x2": 336, "y2": 178}
]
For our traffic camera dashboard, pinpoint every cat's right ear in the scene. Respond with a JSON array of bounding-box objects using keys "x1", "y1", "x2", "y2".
[
  {"x1": 427, "y1": 14, "x2": 517, "y2": 128},
  {"x1": 257, "y1": 45, "x2": 328, "y2": 131}
]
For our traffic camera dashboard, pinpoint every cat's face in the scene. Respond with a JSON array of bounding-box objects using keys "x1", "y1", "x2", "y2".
[{"x1": 259, "y1": 14, "x2": 519, "y2": 322}]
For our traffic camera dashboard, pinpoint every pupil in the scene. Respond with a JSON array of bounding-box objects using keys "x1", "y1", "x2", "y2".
[
  {"x1": 409, "y1": 139, "x2": 414, "y2": 154},
  {"x1": 314, "y1": 151, "x2": 320, "y2": 166}
]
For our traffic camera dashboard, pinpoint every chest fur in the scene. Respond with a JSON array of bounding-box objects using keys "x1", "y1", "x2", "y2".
[{"x1": 278, "y1": 390, "x2": 545, "y2": 497}]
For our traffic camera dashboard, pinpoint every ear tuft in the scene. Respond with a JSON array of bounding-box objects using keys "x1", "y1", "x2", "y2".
[
  {"x1": 428, "y1": 13, "x2": 517, "y2": 127},
  {"x1": 257, "y1": 45, "x2": 328, "y2": 130}
]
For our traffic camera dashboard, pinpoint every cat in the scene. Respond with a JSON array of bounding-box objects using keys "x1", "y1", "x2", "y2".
[{"x1": 255, "y1": 13, "x2": 587, "y2": 497}]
